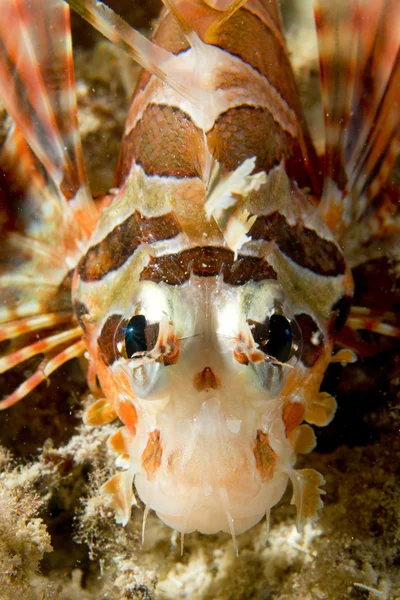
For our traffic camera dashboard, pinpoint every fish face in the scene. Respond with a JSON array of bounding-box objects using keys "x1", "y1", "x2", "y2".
[{"x1": 73, "y1": 204, "x2": 352, "y2": 535}]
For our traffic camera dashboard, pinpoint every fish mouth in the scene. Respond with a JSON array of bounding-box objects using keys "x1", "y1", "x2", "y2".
[{"x1": 134, "y1": 395, "x2": 289, "y2": 535}]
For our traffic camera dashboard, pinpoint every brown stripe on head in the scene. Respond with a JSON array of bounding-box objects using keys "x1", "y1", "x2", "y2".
[
  {"x1": 248, "y1": 211, "x2": 346, "y2": 277},
  {"x1": 208, "y1": 8, "x2": 300, "y2": 112},
  {"x1": 295, "y1": 313, "x2": 324, "y2": 367},
  {"x1": 78, "y1": 211, "x2": 181, "y2": 282},
  {"x1": 140, "y1": 246, "x2": 277, "y2": 285},
  {"x1": 98, "y1": 314, "x2": 122, "y2": 366},
  {"x1": 120, "y1": 103, "x2": 204, "y2": 180},
  {"x1": 207, "y1": 106, "x2": 305, "y2": 177}
]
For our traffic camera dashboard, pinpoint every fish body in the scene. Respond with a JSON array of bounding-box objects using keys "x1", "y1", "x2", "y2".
[{"x1": 0, "y1": 0, "x2": 399, "y2": 539}]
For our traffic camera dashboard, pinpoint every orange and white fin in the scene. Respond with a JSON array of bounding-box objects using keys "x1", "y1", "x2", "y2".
[
  {"x1": 304, "y1": 391, "x2": 337, "y2": 427},
  {"x1": 315, "y1": 0, "x2": 400, "y2": 239},
  {"x1": 101, "y1": 471, "x2": 137, "y2": 526},
  {"x1": 83, "y1": 398, "x2": 118, "y2": 426},
  {"x1": 0, "y1": 339, "x2": 86, "y2": 410},
  {"x1": 330, "y1": 348, "x2": 357, "y2": 364},
  {"x1": 289, "y1": 468, "x2": 326, "y2": 532},
  {"x1": 288, "y1": 424, "x2": 317, "y2": 455}
]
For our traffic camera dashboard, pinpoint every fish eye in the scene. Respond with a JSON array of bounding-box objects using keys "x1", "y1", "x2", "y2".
[
  {"x1": 266, "y1": 314, "x2": 293, "y2": 362},
  {"x1": 251, "y1": 313, "x2": 294, "y2": 363},
  {"x1": 115, "y1": 314, "x2": 160, "y2": 360},
  {"x1": 125, "y1": 315, "x2": 147, "y2": 357}
]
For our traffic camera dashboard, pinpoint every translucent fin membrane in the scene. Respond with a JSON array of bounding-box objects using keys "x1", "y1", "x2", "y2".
[
  {"x1": 315, "y1": 0, "x2": 400, "y2": 234},
  {"x1": 66, "y1": 0, "x2": 198, "y2": 106}
]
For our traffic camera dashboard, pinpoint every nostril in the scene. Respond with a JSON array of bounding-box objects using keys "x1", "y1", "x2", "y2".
[{"x1": 193, "y1": 366, "x2": 220, "y2": 391}]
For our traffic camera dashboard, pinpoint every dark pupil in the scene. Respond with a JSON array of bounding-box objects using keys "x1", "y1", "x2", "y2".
[
  {"x1": 125, "y1": 315, "x2": 147, "y2": 358},
  {"x1": 267, "y1": 314, "x2": 293, "y2": 362}
]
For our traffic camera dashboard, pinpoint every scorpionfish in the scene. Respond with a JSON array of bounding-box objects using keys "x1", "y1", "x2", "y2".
[{"x1": 0, "y1": 0, "x2": 399, "y2": 541}]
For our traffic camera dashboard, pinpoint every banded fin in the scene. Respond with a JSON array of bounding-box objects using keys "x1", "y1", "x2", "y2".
[
  {"x1": 0, "y1": 339, "x2": 85, "y2": 410},
  {"x1": 289, "y1": 468, "x2": 326, "y2": 532},
  {"x1": 0, "y1": 0, "x2": 97, "y2": 408},
  {"x1": 315, "y1": 0, "x2": 400, "y2": 241},
  {"x1": 0, "y1": 0, "x2": 97, "y2": 237}
]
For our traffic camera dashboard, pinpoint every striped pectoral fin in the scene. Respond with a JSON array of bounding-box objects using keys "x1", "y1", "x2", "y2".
[
  {"x1": 0, "y1": 338, "x2": 86, "y2": 410},
  {"x1": 316, "y1": 0, "x2": 400, "y2": 236},
  {"x1": 0, "y1": 0, "x2": 97, "y2": 237},
  {"x1": 346, "y1": 307, "x2": 400, "y2": 340},
  {"x1": 335, "y1": 306, "x2": 400, "y2": 358},
  {"x1": 101, "y1": 470, "x2": 137, "y2": 526},
  {"x1": 288, "y1": 468, "x2": 326, "y2": 532}
]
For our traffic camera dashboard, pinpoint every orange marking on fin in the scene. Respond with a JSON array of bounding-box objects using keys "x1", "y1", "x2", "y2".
[
  {"x1": 282, "y1": 401, "x2": 305, "y2": 435},
  {"x1": 253, "y1": 430, "x2": 277, "y2": 483},
  {"x1": 288, "y1": 424, "x2": 317, "y2": 455},
  {"x1": 84, "y1": 398, "x2": 118, "y2": 426},
  {"x1": 141, "y1": 430, "x2": 162, "y2": 480},
  {"x1": 101, "y1": 470, "x2": 136, "y2": 526},
  {"x1": 305, "y1": 392, "x2": 337, "y2": 427}
]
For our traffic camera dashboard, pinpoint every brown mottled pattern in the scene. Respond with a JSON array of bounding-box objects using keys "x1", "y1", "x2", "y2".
[
  {"x1": 124, "y1": 103, "x2": 204, "y2": 179},
  {"x1": 253, "y1": 430, "x2": 277, "y2": 483},
  {"x1": 295, "y1": 313, "x2": 324, "y2": 367},
  {"x1": 249, "y1": 211, "x2": 346, "y2": 276},
  {"x1": 78, "y1": 210, "x2": 181, "y2": 282},
  {"x1": 98, "y1": 314, "x2": 122, "y2": 366},
  {"x1": 207, "y1": 106, "x2": 300, "y2": 175},
  {"x1": 140, "y1": 246, "x2": 277, "y2": 286}
]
